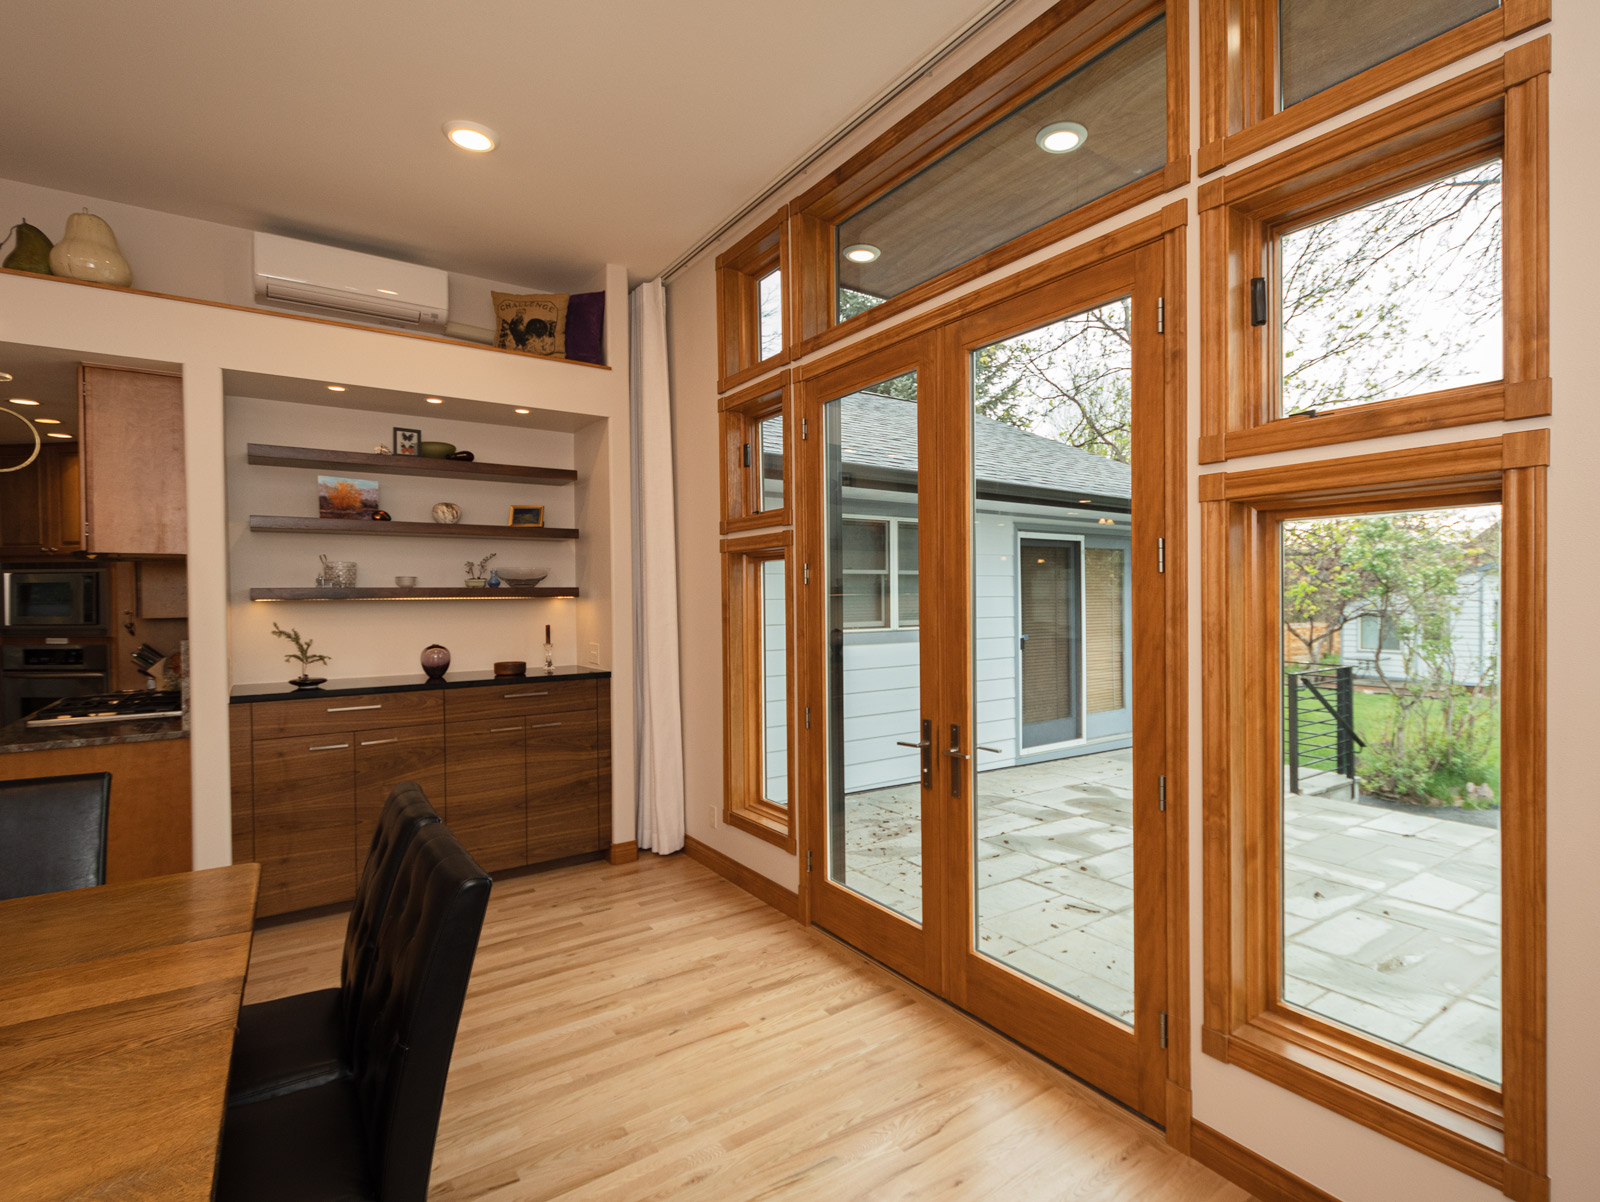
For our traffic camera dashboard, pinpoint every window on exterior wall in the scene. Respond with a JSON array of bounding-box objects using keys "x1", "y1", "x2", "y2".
[
  {"x1": 716, "y1": 207, "x2": 788, "y2": 391},
  {"x1": 835, "y1": 17, "x2": 1167, "y2": 318},
  {"x1": 842, "y1": 517, "x2": 918, "y2": 630},
  {"x1": 719, "y1": 375, "x2": 791, "y2": 534},
  {"x1": 721, "y1": 532, "x2": 795, "y2": 849},
  {"x1": 1199, "y1": 44, "x2": 1548, "y2": 460},
  {"x1": 758, "y1": 270, "x2": 784, "y2": 361}
]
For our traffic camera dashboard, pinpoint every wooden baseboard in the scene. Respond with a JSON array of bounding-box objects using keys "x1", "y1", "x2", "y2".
[
  {"x1": 1191, "y1": 1124, "x2": 1344, "y2": 1202},
  {"x1": 683, "y1": 836, "x2": 799, "y2": 921},
  {"x1": 608, "y1": 840, "x2": 638, "y2": 864}
]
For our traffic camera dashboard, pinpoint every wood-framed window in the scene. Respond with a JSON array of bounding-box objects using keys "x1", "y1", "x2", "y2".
[
  {"x1": 839, "y1": 516, "x2": 918, "y2": 631},
  {"x1": 719, "y1": 372, "x2": 792, "y2": 533},
  {"x1": 1199, "y1": 40, "x2": 1549, "y2": 463},
  {"x1": 785, "y1": 0, "x2": 1189, "y2": 359},
  {"x1": 1200, "y1": 431, "x2": 1547, "y2": 1199},
  {"x1": 1198, "y1": 0, "x2": 1549, "y2": 174},
  {"x1": 721, "y1": 530, "x2": 796, "y2": 850},
  {"x1": 716, "y1": 206, "x2": 789, "y2": 392}
]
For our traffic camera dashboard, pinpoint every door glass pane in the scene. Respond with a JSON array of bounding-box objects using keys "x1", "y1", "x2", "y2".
[
  {"x1": 826, "y1": 370, "x2": 922, "y2": 921},
  {"x1": 1279, "y1": 0, "x2": 1498, "y2": 108},
  {"x1": 1279, "y1": 161, "x2": 1502, "y2": 417},
  {"x1": 969, "y1": 300, "x2": 1135, "y2": 1024},
  {"x1": 1281, "y1": 505, "x2": 1501, "y2": 1083},
  {"x1": 760, "y1": 558, "x2": 788, "y2": 807},
  {"x1": 758, "y1": 269, "x2": 783, "y2": 360},
  {"x1": 758, "y1": 413, "x2": 784, "y2": 512}
]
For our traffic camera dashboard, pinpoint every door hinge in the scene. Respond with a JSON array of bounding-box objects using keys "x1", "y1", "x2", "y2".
[
  {"x1": 1159, "y1": 775, "x2": 1167, "y2": 811},
  {"x1": 1160, "y1": 1011, "x2": 1169, "y2": 1049},
  {"x1": 804, "y1": 563, "x2": 811, "y2": 585},
  {"x1": 1250, "y1": 277, "x2": 1268, "y2": 326},
  {"x1": 742, "y1": 441, "x2": 750, "y2": 467},
  {"x1": 805, "y1": 705, "x2": 811, "y2": 730},
  {"x1": 1157, "y1": 537, "x2": 1165, "y2": 574},
  {"x1": 806, "y1": 849, "x2": 813, "y2": 872},
  {"x1": 802, "y1": 417, "x2": 809, "y2": 440},
  {"x1": 1157, "y1": 296, "x2": 1165, "y2": 334}
]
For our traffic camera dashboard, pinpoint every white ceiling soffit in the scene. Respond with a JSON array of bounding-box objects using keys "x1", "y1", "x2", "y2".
[{"x1": 0, "y1": 0, "x2": 1003, "y2": 288}]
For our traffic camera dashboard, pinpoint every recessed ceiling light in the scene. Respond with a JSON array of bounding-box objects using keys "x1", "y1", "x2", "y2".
[
  {"x1": 376, "y1": 288, "x2": 398, "y2": 295},
  {"x1": 0, "y1": 373, "x2": 12, "y2": 383},
  {"x1": 1036, "y1": 121, "x2": 1088, "y2": 154},
  {"x1": 514, "y1": 408, "x2": 530, "y2": 414},
  {"x1": 326, "y1": 385, "x2": 346, "y2": 392},
  {"x1": 443, "y1": 121, "x2": 497, "y2": 153},
  {"x1": 425, "y1": 397, "x2": 443, "y2": 404},
  {"x1": 9, "y1": 398, "x2": 39, "y2": 406},
  {"x1": 35, "y1": 417, "x2": 61, "y2": 425},
  {"x1": 842, "y1": 244, "x2": 880, "y2": 264},
  {"x1": 46, "y1": 432, "x2": 72, "y2": 439}
]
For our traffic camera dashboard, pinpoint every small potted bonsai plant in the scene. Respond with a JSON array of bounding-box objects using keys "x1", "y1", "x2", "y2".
[
  {"x1": 464, "y1": 552, "x2": 496, "y2": 588},
  {"x1": 272, "y1": 622, "x2": 331, "y2": 689}
]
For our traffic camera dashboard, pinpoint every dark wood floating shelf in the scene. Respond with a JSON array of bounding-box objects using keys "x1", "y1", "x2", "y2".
[
  {"x1": 249, "y1": 516, "x2": 578, "y2": 540},
  {"x1": 250, "y1": 586, "x2": 580, "y2": 601},
  {"x1": 247, "y1": 443, "x2": 579, "y2": 485}
]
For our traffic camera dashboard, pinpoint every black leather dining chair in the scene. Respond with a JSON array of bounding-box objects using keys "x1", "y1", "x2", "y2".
[
  {"x1": 227, "y1": 782, "x2": 442, "y2": 1106},
  {"x1": 0, "y1": 772, "x2": 111, "y2": 901},
  {"x1": 216, "y1": 821, "x2": 492, "y2": 1202}
]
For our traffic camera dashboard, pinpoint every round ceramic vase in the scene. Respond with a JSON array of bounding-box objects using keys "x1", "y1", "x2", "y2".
[
  {"x1": 49, "y1": 211, "x2": 133, "y2": 286},
  {"x1": 420, "y1": 644, "x2": 451, "y2": 679}
]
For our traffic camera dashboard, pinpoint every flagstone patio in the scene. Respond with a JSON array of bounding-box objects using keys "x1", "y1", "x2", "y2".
[{"x1": 835, "y1": 747, "x2": 1501, "y2": 1082}]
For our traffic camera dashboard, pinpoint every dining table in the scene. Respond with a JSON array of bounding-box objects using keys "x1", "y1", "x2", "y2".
[{"x1": 0, "y1": 863, "x2": 260, "y2": 1201}]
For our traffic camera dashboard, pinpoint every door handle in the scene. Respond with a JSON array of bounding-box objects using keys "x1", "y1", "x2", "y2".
[
  {"x1": 359, "y1": 737, "x2": 399, "y2": 747},
  {"x1": 503, "y1": 690, "x2": 549, "y2": 698},
  {"x1": 308, "y1": 743, "x2": 349, "y2": 752},
  {"x1": 942, "y1": 725, "x2": 1001, "y2": 798},
  {"x1": 896, "y1": 719, "x2": 933, "y2": 790},
  {"x1": 528, "y1": 721, "x2": 562, "y2": 729},
  {"x1": 326, "y1": 704, "x2": 382, "y2": 712},
  {"x1": 490, "y1": 726, "x2": 521, "y2": 733}
]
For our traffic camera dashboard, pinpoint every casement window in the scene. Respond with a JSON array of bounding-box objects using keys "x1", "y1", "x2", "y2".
[
  {"x1": 721, "y1": 531, "x2": 796, "y2": 849},
  {"x1": 1199, "y1": 40, "x2": 1549, "y2": 461},
  {"x1": 786, "y1": 0, "x2": 1190, "y2": 357},
  {"x1": 839, "y1": 517, "x2": 918, "y2": 630},
  {"x1": 716, "y1": 207, "x2": 789, "y2": 392},
  {"x1": 719, "y1": 374, "x2": 791, "y2": 533},
  {"x1": 1199, "y1": 0, "x2": 1549, "y2": 174},
  {"x1": 1201, "y1": 431, "x2": 1547, "y2": 1196}
]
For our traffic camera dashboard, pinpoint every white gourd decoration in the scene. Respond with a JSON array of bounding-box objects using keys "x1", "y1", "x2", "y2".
[{"x1": 49, "y1": 210, "x2": 133, "y2": 286}]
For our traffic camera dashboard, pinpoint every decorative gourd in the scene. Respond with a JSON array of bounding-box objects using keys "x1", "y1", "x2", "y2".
[
  {"x1": 49, "y1": 210, "x2": 132, "y2": 286},
  {"x1": 3, "y1": 220, "x2": 54, "y2": 274}
]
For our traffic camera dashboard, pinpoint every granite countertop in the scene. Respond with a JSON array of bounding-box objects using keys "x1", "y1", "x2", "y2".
[
  {"x1": 0, "y1": 715, "x2": 188, "y2": 754},
  {"x1": 231, "y1": 664, "x2": 611, "y2": 704}
]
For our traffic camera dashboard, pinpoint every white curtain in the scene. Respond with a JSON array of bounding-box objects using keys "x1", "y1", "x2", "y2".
[{"x1": 630, "y1": 279, "x2": 686, "y2": 854}]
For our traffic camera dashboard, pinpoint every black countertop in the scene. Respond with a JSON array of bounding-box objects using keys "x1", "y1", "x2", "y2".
[
  {"x1": 232, "y1": 664, "x2": 611, "y2": 704},
  {"x1": 0, "y1": 715, "x2": 188, "y2": 754}
]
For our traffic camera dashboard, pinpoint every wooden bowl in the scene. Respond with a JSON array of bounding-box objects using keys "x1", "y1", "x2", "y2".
[{"x1": 493, "y1": 661, "x2": 527, "y2": 677}]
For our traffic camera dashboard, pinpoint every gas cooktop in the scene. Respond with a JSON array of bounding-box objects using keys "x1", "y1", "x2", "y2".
[{"x1": 26, "y1": 691, "x2": 184, "y2": 726}]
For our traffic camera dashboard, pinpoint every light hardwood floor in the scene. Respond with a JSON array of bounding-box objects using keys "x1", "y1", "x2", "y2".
[{"x1": 243, "y1": 853, "x2": 1253, "y2": 1201}]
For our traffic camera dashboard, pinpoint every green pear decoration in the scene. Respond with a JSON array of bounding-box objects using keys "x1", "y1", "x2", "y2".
[{"x1": 2, "y1": 220, "x2": 54, "y2": 274}]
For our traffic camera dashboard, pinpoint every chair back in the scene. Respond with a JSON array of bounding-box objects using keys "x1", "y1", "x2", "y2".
[
  {"x1": 339, "y1": 782, "x2": 441, "y2": 1041},
  {"x1": 0, "y1": 773, "x2": 110, "y2": 901},
  {"x1": 352, "y1": 822, "x2": 490, "y2": 1202}
]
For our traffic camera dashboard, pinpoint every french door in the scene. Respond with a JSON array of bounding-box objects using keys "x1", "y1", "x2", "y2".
[{"x1": 798, "y1": 244, "x2": 1173, "y2": 1121}]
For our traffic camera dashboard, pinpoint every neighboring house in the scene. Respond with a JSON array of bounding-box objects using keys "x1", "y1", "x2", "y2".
[
  {"x1": 1337, "y1": 562, "x2": 1500, "y2": 689},
  {"x1": 763, "y1": 388, "x2": 1135, "y2": 798}
]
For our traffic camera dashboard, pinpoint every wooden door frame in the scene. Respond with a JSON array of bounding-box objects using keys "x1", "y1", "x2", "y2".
[{"x1": 794, "y1": 211, "x2": 1190, "y2": 1133}]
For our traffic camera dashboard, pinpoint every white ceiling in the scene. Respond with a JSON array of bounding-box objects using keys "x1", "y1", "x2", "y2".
[
  {"x1": 0, "y1": 0, "x2": 1000, "y2": 287},
  {"x1": 0, "y1": 341, "x2": 180, "y2": 447}
]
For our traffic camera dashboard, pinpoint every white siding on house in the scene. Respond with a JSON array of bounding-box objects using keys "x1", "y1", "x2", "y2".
[{"x1": 1339, "y1": 567, "x2": 1499, "y2": 688}]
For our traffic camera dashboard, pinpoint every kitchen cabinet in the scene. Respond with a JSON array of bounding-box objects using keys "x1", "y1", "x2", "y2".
[
  {"x1": 0, "y1": 445, "x2": 81, "y2": 554},
  {"x1": 79, "y1": 365, "x2": 185, "y2": 556},
  {"x1": 230, "y1": 672, "x2": 611, "y2": 917}
]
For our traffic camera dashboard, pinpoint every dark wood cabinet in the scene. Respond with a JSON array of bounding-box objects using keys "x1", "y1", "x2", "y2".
[
  {"x1": 231, "y1": 675, "x2": 611, "y2": 917},
  {"x1": 252, "y1": 731, "x2": 357, "y2": 915},
  {"x1": 444, "y1": 717, "x2": 526, "y2": 872},
  {"x1": 0, "y1": 445, "x2": 80, "y2": 554},
  {"x1": 354, "y1": 722, "x2": 446, "y2": 861}
]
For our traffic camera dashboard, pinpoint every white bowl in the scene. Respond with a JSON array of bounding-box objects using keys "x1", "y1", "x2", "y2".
[
  {"x1": 497, "y1": 568, "x2": 548, "y2": 587},
  {"x1": 394, "y1": 576, "x2": 418, "y2": 587}
]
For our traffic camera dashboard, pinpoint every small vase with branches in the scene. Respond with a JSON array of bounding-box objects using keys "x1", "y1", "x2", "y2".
[
  {"x1": 273, "y1": 622, "x2": 332, "y2": 689},
  {"x1": 464, "y1": 552, "x2": 496, "y2": 588}
]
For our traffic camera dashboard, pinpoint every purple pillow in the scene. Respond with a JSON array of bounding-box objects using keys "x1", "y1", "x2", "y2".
[{"x1": 564, "y1": 291, "x2": 606, "y2": 364}]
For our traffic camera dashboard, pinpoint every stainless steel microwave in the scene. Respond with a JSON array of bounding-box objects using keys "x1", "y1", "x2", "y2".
[{"x1": 2, "y1": 569, "x2": 107, "y2": 635}]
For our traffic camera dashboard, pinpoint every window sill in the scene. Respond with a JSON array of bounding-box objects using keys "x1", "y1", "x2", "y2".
[
  {"x1": 1205, "y1": 1013, "x2": 1530, "y2": 1194},
  {"x1": 726, "y1": 803, "x2": 795, "y2": 853}
]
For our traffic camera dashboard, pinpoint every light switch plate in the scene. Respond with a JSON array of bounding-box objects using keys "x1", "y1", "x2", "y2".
[{"x1": 588, "y1": 642, "x2": 601, "y2": 666}]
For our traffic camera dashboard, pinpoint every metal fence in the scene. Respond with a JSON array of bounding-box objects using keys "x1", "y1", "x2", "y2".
[{"x1": 1285, "y1": 664, "x2": 1364, "y2": 797}]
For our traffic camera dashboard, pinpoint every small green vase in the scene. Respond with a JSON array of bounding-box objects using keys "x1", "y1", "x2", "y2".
[{"x1": 3, "y1": 221, "x2": 53, "y2": 274}]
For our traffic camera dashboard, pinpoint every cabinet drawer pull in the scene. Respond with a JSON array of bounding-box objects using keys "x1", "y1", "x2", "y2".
[
  {"x1": 490, "y1": 726, "x2": 521, "y2": 733},
  {"x1": 359, "y1": 737, "x2": 399, "y2": 747},
  {"x1": 528, "y1": 721, "x2": 562, "y2": 729},
  {"x1": 327, "y1": 704, "x2": 382, "y2": 712},
  {"x1": 308, "y1": 743, "x2": 349, "y2": 752},
  {"x1": 502, "y1": 690, "x2": 548, "y2": 698}
]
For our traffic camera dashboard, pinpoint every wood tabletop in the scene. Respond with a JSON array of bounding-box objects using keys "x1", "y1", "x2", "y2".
[{"x1": 0, "y1": 864, "x2": 260, "y2": 1202}]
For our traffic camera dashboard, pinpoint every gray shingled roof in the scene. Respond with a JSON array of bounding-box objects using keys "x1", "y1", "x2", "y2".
[{"x1": 833, "y1": 389, "x2": 1131, "y2": 500}]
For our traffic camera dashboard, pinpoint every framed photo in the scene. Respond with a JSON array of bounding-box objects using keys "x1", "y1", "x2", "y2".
[
  {"x1": 393, "y1": 427, "x2": 421, "y2": 456},
  {"x1": 508, "y1": 505, "x2": 545, "y2": 528},
  {"x1": 318, "y1": 475, "x2": 380, "y2": 519}
]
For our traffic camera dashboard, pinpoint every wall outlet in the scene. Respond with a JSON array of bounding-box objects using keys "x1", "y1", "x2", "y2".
[
  {"x1": 709, "y1": 804, "x2": 719, "y2": 827},
  {"x1": 588, "y1": 641, "x2": 601, "y2": 666}
]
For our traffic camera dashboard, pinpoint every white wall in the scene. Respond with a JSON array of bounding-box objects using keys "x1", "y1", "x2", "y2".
[
  {"x1": 224, "y1": 395, "x2": 583, "y2": 683},
  {"x1": 0, "y1": 256, "x2": 635, "y2": 870},
  {"x1": 665, "y1": 0, "x2": 1594, "y2": 1198}
]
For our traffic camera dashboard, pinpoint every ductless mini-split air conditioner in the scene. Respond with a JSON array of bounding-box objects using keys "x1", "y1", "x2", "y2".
[{"x1": 252, "y1": 232, "x2": 449, "y2": 328}]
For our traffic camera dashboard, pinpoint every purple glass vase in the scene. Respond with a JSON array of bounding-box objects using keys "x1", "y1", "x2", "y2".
[{"x1": 420, "y1": 644, "x2": 450, "y2": 680}]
